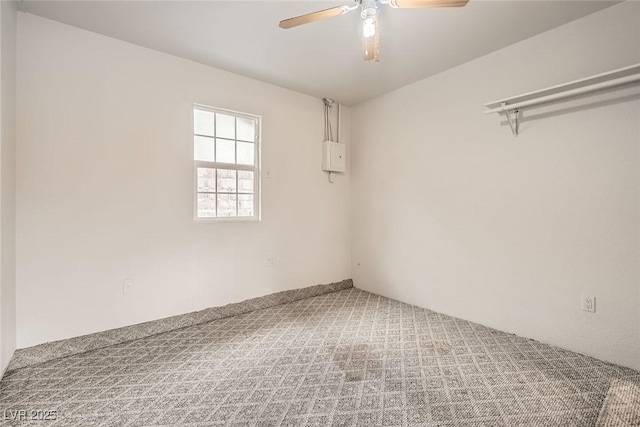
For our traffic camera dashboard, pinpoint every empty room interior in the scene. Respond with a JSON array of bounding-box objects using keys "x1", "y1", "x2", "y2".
[{"x1": 0, "y1": 0, "x2": 639, "y2": 425}]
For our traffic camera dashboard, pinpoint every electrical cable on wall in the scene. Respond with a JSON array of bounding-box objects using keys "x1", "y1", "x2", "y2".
[
  {"x1": 323, "y1": 98, "x2": 334, "y2": 142},
  {"x1": 323, "y1": 98, "x2": 335, "y2": 183},
  {"x1": 321, "y1": 97, "x2": 345, "y2": 184}
]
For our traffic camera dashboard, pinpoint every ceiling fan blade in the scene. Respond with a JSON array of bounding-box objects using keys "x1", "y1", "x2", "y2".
[
  {"x1": 363, "y1": 19, "x2": 380, "y2": 62},
  {"x1": 363, "y1": 31, "x2": 375, "y2": 61},
  {"x1": 374, "y1": 19, "x2": 380, "y2": 62},
  {"x1": 392, "y1": 0, "x2": 469, "y2": 8},
  {"x1": 279, "y1": 6, "x2": 352, "y2": 29}
]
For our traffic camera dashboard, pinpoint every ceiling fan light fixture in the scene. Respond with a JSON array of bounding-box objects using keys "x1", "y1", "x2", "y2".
[
  {"x1": 363, "y1": 17, "x2": 376, "y2": 38},
  {"x1": 278, "y1": 0, "x2": 470, "y2": 61}
]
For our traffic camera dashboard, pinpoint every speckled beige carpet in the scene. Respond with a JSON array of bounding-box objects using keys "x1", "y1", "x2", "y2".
[
  {"x1": 596, "y1": 379, "x2": 640, "y2": 427},
  {"x1": 1, "y1": 288, "x2": 638, "y2": 426}
]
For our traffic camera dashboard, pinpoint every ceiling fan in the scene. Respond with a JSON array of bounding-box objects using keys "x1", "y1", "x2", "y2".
[{"x1": 279, "y1": 0, "x2": 469, "y2": 62}]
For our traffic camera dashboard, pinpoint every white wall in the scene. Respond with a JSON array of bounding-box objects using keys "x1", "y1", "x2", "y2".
[
  {"x1": 0, "y1": 0, "x2": 17, "y2": 374},
  {"x1": 16, "y1": 13, "x2": 350, "y2": 348},
  {"x1": 351, "y1": 2, "x2": 640, "y2": 370},
  {"x1": 14, "y1": 2, "x2": 640, "y2": 372}
]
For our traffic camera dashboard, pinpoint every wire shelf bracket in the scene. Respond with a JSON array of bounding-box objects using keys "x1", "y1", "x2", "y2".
[{"x1": 502, "y1": 102, "x2": 519, "y2": 136}]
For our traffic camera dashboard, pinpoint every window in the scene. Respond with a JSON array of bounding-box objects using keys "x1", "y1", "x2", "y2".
[{"x1": 193, "y1": 105, "x2": 260, "y2": 220}]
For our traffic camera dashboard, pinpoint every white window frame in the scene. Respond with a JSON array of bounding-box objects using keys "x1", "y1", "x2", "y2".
[{"x1": 193, "y1": 104, "x2": 261, "y2": 222}]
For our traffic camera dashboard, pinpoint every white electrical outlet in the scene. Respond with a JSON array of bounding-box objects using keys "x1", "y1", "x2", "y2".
[
  {"x1": 582, "y1": 295, "x2": 596, "y2": 313},
  {"x1": 266, "y1": 257, "x2": 276, "y2": 268}
]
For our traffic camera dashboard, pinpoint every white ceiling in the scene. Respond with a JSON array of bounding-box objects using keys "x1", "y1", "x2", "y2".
[{"x1": 19, "y1": 0, "x2": 618, "y2": 106}]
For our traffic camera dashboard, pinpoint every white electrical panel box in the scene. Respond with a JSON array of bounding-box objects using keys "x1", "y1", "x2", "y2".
[{"x1": 322, "y1": 141, "x2": 346, "y2": 173}]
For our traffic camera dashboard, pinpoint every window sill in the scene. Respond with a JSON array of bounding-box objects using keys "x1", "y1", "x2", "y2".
[{"x1": 194, "y1": 216, "x2": 261, "y2": 223}]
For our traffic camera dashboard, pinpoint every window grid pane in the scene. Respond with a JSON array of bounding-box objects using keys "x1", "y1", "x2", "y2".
[
  {"x1": 238, "y1": 170, "x2": 254, "y2": 193},
  {"x1": 237, "y1": 117, "x2": 256, "y2": 142},
  {"x1": 197, "y1": 193, "x2": 216, "y2": 218},
  {"x1": 194, "y1": 136, "x2": 214, "y2": 162},
  {"x1": 238, "y1": 194, "x2": 254, "y2": 217},
  {"x1": 197, "y1": 167, "x2": 216, "y2": 193},
  {"x1": 237, "y1": 141, "x2": 254, "y2": 166},
  {"x1": 217, "y1": 194, "x2": 237, "y2": 217},
  {"x1": 216, "y1": 113, "x2": 235, "y2": 139},
  {"x1": 216, "y1": 139, "x2": 235, "y2": 164},
  {"x1": 194, "y1": 109, "x2": 215, "y2": 137}
]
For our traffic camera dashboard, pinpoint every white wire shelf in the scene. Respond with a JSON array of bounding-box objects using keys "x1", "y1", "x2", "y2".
[{"x1": 484, "y1": 63, "x2": 640, "y2": 136}]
